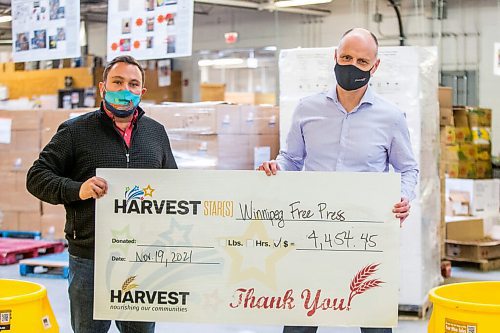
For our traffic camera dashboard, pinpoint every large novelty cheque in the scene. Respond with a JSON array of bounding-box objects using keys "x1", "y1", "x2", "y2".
[{"x1": 94, "y1": 169, "x2": 400, "y2": 328}]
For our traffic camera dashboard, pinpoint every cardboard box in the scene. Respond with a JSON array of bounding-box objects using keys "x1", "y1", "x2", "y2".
[
  {"x1": 475, "y1": 144, "x2": 491, "y2": 161},
  {"x1": 440, "y1": 126, "x2": 456, "y2": 145},
  {"x1": 471, "y1": 127, "x2": 491, "y2": 145},
  {"x1": 224, "y1": 92, "x2": 256, "y2": 105},
  {"x1": 0, "y1": 211, "x2": 18, "y2": 230},
  {"x1": 446, "y1": 216, "x2": 484, "y2": 241},
  {"x1": 249, "y1": 134, "x2": 280, "y2": 163},
  {"x1": 446, "y1": 178, "x2": 500, "y2": 215},
  {"x1": 438, "y1": 87, "x2": 453, "y2": 108},
  {"x1": 476, "y1": 161, "x2": 493, "y2": 179},
  {"x1": 439, "y1": 107, "x2": 454, "y2": 126},
  {"x1": 0, "y1": 110, "x2": 41, "y2": 131},
  {"x1": 0, "y1": 130, "x2": 39, "y2": 152},
  {"x1": 200, "y1": 83, "x2": 225, "y2": 102},
  {"x1": 216, "y1": 105, "x2": 241, "y2": 134},
  {"x1": 458, "y1": 160, "x2": 477, "y2": 179},
  {"x1": 240, "y1": 106, "x2": 279, "y2": 135},
  {"x1": 18, "y1": 212, "x2": 41, "y2": 232},
  {"x1": 440, "y1": 161, "x2": 459, "y2": 178},
  {"x1": 0, "y1": 170, "x2": 28, "y2": 192},
  {"x1": 0, "y1": 151, "x2": 39, "y2": 171},
  {"x1": 149, "y1": 106, "x2": 217, "y2": 135},
  {"x1": 458, "y1": 143, "x2": 477, "y2": 160},
  {"x1": 454, "y1": 127, "x2": 472, "y2": 143},
  {"x1": 453, "y1": 108, "x2": 469, "y2": 127},
  {"x1": 0, "y1": 189, "x2": 41, "y2": 212},
  {"x1": 41, "y1": 109, "x2": 87, "y2": 147},
  {"x1": 468, "y1": 107, "x2": 492, "y2": 127},
  {"x1": 440, "y1": 144, "x2": 459, "y2": 161},
  {"x1": 41, "y1": 214, "x2": 66, "y2": 239}
]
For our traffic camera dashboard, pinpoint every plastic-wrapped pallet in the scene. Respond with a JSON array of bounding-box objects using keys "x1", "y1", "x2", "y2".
[{"x1": 279, "y1": 46, "x2": 441, "y2": 309}]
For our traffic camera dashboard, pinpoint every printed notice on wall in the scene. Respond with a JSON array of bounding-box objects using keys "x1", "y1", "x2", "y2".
[
  {"x1": 95, "y1": 169, "x2": 400, "y2": 327},
  {"x1": 12, "y1": 0, "x2": 81, "y2": 62},
  {"x1": 107, "y1": 0, "x2": 193, "y2": 61}
]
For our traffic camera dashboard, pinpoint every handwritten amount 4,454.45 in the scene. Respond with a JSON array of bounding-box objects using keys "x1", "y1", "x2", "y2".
[{"x1": 306, "y1": 230, "x2": 379, "y2": 252}]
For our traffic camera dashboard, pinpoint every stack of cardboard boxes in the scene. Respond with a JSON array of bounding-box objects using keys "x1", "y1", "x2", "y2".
[
  {"x1": 0, "y1": 110, "x2": 43, "y2": 232},
  {"x1": 145, "y1": 104, "x2": 279, "y2": 170},
  {"x1": 439, "y1": 88, "x2": 493, "y2": 179},
  {"x1": 444, "y1": 178, "x2": 500, "y2": 263},
  {"x1": 39, "y1": 109, "x2": 91, "y2": 239}
]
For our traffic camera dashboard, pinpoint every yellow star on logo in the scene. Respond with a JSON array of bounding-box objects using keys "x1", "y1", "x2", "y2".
[{"x1": 143, "y1": 184, "x2": 155, "y2": 197}]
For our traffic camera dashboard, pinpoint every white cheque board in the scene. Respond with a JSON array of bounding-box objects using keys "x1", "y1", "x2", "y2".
[{"x1": 95, "y1": 169, "x2": 400, "y2": 327}]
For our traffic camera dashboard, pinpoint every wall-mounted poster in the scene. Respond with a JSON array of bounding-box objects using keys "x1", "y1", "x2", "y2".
[
  {"x1": 12, "y1": 0, "x2": 81, "y2": 62},
  {"x1": 107, "y1": 0, "x2": 193, "y2": 61}
]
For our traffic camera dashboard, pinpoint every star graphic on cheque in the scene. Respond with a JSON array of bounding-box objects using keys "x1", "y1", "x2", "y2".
[
  {"x1": 225, "y1": 221, "x2": 291, "y2": 289},
  {"x1": 143, "y1": 185, "x2": 155, "y2": 197}
]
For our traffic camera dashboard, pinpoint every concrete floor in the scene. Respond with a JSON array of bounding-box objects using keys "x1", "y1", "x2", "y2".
[{"x1": 1, "y1": 261, "x2": 499, "y2": 333}]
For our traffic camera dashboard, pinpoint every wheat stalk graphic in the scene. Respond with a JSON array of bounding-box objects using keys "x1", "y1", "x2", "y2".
[
  {"x1": 347, "y1": 263, "x2": 384, "y2": 309},
  {"x1": 121, "y1": 276, "x2": 139, "y2": 293}
]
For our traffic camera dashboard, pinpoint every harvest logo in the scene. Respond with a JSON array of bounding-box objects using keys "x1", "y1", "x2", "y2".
[
  {"x1": 114, "y1": 185, "x2": 201, "y2": 215},
  {"x1": 110, "y1": 275, "x2": 190, "y2": 305},
  {"x1": 230, "y1": 263, "x2": 385, "y2": 316}
]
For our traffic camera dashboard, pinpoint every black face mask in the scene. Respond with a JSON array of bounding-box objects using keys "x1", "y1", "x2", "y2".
[{"x1": 334, "y1": 63, "x2": 372, "y2": 91}]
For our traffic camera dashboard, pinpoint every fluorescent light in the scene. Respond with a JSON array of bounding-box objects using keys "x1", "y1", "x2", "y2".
[
  {"x1": 263, "y1": 46, "x2": 277, "y2": 51},
  {"x1": 212, "y1": 58, "x2": 244, "y2": 66},
  {"x1": 198, "y1": 58, "x2": 244, "y2": 67},
  {"x1": 198, "y1": 59, "x2": 213, "y2": 66},
  {"x1": 274, "y1": 0, "x2": 331, "y2": 7},
  {"x1": 0, "y1": 15, "x2": 12, "y2": 23}
]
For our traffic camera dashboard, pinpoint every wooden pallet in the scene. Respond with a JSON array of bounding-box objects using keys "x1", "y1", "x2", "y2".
[
  {"x1": 19, "y1": 251, "x2": 69, "y2": 279},
  {"x1": 0, "y1": 238, "x2": 65, "y2": 265},
  {"x1": 398, "y1": 300, "x2": 432, "y2": 320},
  {"x1": 0, "y1": 230, "x2": 41, "y2": 240},
  {"x1": 445, "y1": 256, "x2": 500, "y2": 272}
]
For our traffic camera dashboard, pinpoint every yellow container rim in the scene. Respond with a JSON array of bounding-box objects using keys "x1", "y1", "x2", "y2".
[
  {"x1": 0, "y1": 279, "x2": 47, "y2": 306},
  {"x1": 429, "y1": 281, "x2": 500, "y2": 314}
]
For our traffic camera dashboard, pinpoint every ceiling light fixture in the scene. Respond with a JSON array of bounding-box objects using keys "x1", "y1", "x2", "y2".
[
  {"x1": 198, "y1": 58, "x2": 245, "y2": 67},
  {"x1": 274, "y1": 0, "x2": 331, "y2": 7},
  {"x1": 0, "y1": 15, "x2": 12, "y2": 23}
]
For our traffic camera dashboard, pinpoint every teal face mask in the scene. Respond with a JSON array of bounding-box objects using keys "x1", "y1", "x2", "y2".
[{"x1": 103, "y1": 89, "x2": 141, "y2": 117}]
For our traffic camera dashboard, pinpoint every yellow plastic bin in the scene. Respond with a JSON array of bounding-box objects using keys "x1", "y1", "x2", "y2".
[
  {"x1": 0, "y1": 279, "x2": 59, "y2": 332},
  {"x1": 428, "y1": 281, "x2": 500, "y2": 333}
]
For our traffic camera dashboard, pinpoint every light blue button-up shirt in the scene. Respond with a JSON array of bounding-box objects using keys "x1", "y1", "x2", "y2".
[{"x1": 276, "y1": 86, "x2": 419, "y2": 200}]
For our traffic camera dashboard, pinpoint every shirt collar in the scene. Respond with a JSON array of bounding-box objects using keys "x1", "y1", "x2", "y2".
[{"x1": 326, "y1": 84, "x2": 375, "y2": 107}]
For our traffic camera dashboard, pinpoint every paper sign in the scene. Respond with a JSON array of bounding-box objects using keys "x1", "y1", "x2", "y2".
[{"x1": 0, "y1": 118, "x2": 12, "y2": 144}]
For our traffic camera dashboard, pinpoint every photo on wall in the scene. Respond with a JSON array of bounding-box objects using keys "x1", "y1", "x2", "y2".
[
  {"x1": 166, "y1": 35, "x2": 176, "y2": 53},
  {"x1": 122, "y1": 18, "x2": 132, "y2": 34},
  {"x1": 15, "y1": 32, "x2": 30, "y2": 51},
  {"x1": 145, "y1": 0, "x2": 154, "y2": 11},
  {"x1": 120, "y1": 38, "x2": 131, "y2": 51},
  {"x1": 32, "y1": 29, "x2": 47, "y2": 49},
  {"x1": 56, "y1": 27, "x2": 66, "y2": 40}
]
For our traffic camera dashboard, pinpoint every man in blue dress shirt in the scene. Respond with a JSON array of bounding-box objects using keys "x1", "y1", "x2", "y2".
[{"x1": 258, "y1": 28, "x2": 419, "y2": 333}]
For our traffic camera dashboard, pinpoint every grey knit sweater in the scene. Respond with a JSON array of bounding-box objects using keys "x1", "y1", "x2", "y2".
[{"x1": 27, "y1": 105, "x2": 177, "y2": 259}]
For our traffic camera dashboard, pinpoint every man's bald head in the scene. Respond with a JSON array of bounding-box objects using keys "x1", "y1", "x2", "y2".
[{"x1": 339, "y1": 28, "x2": 379, "y2": 58}]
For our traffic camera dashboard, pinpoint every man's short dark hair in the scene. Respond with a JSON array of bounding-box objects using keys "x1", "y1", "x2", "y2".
[
  {"x1": 342, "y1": 28, "x2": 379, "y2": 47},
  {"x1": 103, "y1": 55, "x2": 145, "y2": 86}
]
